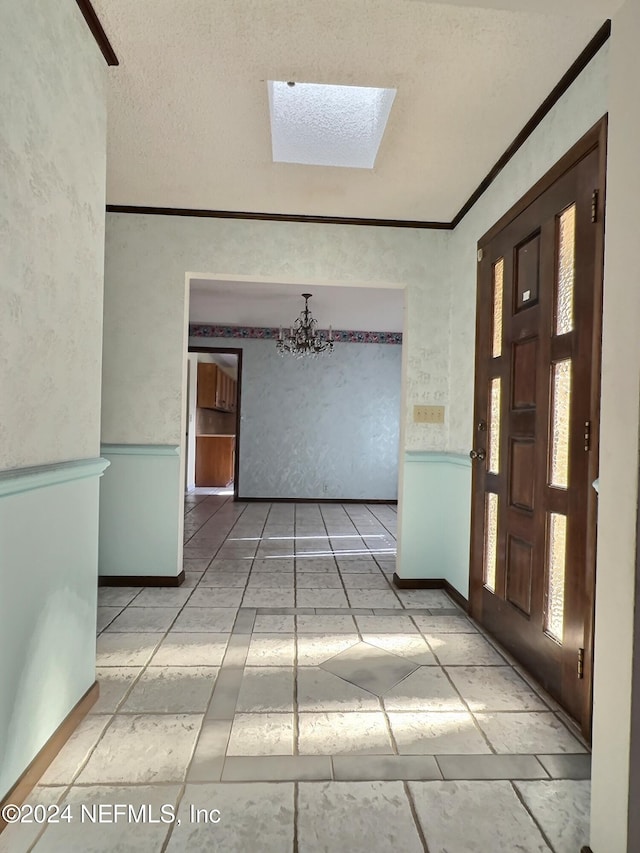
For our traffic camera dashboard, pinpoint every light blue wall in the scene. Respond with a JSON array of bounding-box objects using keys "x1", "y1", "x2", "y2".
[
  {"x1": 397, "y1": 453, "x2": 472, "y2": 597},
  {"x1": 0, "y1": 460, "x2": 108, "y2": 799},
  {"x1": 190, "y1": 337, "x2": 402, "y2": 500},
  {"x1": 99, "y1": 446, "x2": 183, "y2": 578}
]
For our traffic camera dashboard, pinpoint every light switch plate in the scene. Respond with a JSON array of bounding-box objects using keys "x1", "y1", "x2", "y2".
[{"x1": 414, "y1": 405, "x2": 445, "y2": 424}]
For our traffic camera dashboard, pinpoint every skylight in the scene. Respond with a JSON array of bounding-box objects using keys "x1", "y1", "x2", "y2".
[{"x1": 268, "y1": 81, "x2": 396, "y2": 169}]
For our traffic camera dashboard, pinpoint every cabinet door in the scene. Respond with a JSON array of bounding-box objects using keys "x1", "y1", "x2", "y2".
[
  {"x1": 195, "y1": 436, "x2": 235, "y2": 486},
  {"x1": 221, "y1": 373, "x2": 228, "y2": 410},
  {"x1": 227, "y1": 375, "x2": 233, "y2": 411},
  {"x1": 217, "y1": 371, "x2": 234, "y2": 411},
  {"x1": 215, "y1": 369, "x2": 224, "y2": 410},
  {"x1": 197, "y1": 363, "x2": 218, "y2": 408},
  {"x1": 216, "y1": 370, "x2": 223, "y2": 409}
]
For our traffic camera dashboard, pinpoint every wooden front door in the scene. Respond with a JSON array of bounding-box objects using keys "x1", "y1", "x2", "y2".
[{"x1": 469, "y1": 120, "x2": 606, "y2": 736}]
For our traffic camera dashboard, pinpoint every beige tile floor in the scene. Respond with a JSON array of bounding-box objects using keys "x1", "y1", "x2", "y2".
[{"x1": 1, "y1": 497, "x2": 591, "y2": 852}]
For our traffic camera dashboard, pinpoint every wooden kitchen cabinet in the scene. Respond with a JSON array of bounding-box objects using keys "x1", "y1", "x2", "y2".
[
  {"x1": 197, "y1": 363, "x2": 218, "y2": 408},
  {"x1": 195, "y1": 435, "x2": 235, "y2": 486},
  {"x1": 197, "y1": 362, "x2": 237, "y2": 412}
]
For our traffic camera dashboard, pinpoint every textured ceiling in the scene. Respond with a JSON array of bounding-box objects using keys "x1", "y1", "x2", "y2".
[
  {"x1": 95, "y1": 0, "x2": 614, "y2": 221},
  {"x1": 189, "y1": 279, "x2": 405, "y2": 332},
  {"x1": 408, "y1": 0, "x2": 619, "y2": 12}
]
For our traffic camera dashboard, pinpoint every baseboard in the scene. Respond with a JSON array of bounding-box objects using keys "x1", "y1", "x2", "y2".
[
  {"x1": 0, "y1": 682, "x2": 99, "y2": 833},
  {"x1": 392, "y1": 574, "x2": 469, "y2": 612},
  {"x1": 99, "y1": 570, "x2": 185, "y2": 587},
  {"x1": 238, "y1": 497, "x2": 398, "y2": 505}
]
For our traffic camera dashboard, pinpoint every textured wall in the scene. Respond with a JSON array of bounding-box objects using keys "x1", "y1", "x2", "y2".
[
  {"x1": 0, "y1": 0, "x2": 107, "y2": 801},
  {"x1": 589, "y1": 8, "x2": 639, "y2": 851},
  {"x1": 189, "y1": 337, "x2": 401, "y2": 499},
  {"x1": 446, "y1": 46, "x2": 609, "y2": 455},
  {"x1": 0, "y1": 0, "x2": 107, "y2": 470},
  {"x1": 103, "y1": 216, "x2": 449, "y2": 451}
]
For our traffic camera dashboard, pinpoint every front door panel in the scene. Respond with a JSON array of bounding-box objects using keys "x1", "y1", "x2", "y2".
[{"x1": 469, "y1": 126, "x2": 605, "y2": 734}]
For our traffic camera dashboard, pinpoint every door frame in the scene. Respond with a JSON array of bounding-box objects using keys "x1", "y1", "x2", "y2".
[
  {"x1": 469, "y1": 116, "x2": 607, "y2": 739},
  {"x1": 188, "y1": 345, "x2": 244, "y2": 500}
]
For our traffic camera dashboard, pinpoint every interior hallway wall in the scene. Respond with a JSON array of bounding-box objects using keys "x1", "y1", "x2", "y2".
[
  {"x1": 103, "y1": 223, "x2": 448, "y2": 449},
  {"x1": 398, "y1": 44, "x2": 610, "y2": 594},
  {"x1": 589, "y1": 5, "x2": 640, "y2": 851},
  {"x1": 446, "y1": 44, "x2": 609, "y2": 456},
  {"x1": 102, "y1": 216, "x2": 449, "y2": 577},
  {"x1": 189, "y1": 336, "x2": 402, "y2": 500},
  {"x1": 1, "y1": 2, "x2": 108, "y2": 468},
  {"x1": 0, "y1": 0, "x2": 107, "y2": 799}
]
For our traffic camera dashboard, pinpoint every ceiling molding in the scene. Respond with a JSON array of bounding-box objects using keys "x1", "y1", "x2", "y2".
[
  {"x1": 105, "y1": 19, "x2": 610, "y2": 230},
  {"x1": 104, "y1": 205, "x2": 451, "y2": 230},
  {"x1": 75, "y1": 0, "x2": 119, "y2": 66}
]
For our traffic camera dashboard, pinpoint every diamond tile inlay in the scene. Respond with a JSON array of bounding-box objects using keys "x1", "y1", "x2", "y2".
[{"x1": 320, "y1": 641, "x2": 418, "y2": 696}]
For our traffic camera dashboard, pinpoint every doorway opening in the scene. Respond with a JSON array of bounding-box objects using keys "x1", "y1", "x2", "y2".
[
  {"x1": 184, "y1": 275, "x2": 405, "y2": 505},
  {"x1": 186, "y1": 347, "x2": 242, "y2": 500}
]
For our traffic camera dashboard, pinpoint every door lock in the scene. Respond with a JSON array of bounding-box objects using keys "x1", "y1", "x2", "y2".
[{"x1": 469, "y1": 449, "x2": 486, "y2": 461}]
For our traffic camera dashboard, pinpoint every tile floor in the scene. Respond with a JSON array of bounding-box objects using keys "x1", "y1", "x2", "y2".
[{"x1": 2, "y1": 497, "x2": 591, "y2": 852}]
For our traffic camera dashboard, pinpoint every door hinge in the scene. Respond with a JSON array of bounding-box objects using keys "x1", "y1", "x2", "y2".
[
  {"x1": 591, "y1": 189, "x2": 599, "y2": 223},
  {"x1": 577, "y1": 647, "x2": 585, "y2": 679},
  {"x1": 583, "y1": 420, "x2": 591, "y2": 452}
]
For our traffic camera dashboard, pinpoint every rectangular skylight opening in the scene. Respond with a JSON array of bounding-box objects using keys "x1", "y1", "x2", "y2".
[{"x1": 268, "y1": 80, "x2": 396, "y2": 169}]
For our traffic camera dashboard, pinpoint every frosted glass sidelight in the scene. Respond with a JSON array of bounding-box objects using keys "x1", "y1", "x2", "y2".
[
  {"x1": 484, "y1": 493, "x2": 498, "y2": 593},
  {"x1": 492, "y1": 259, "x2": 504, "y2": 358},
  {"x1": 546, "y1": 513, "x2": 567, "y2": 642},
  {"x1": 550, "y1": 360, "x2": 572, "y2": 488},
  {"x1": 488, "y1": 378, "x2": 501, "y2": 474},
  {"x1": 556, "y1": 205, "x2": 576, "y2": 335}
]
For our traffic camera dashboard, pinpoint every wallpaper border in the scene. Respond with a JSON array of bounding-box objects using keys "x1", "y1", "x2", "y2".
[{"x1": 189, "y1": 324, "x2": 402, "y2": 345}]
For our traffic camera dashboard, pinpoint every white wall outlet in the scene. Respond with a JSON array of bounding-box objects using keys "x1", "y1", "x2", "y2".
[{"x1": 413, "y1": 405, "x2": 445, "y2": 424}]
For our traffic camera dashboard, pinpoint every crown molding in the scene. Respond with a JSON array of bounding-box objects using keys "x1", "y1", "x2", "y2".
[
  {"x1": 105, "y1": 205, "x2": 450, "y2": 230},
  {"x1": 75, "y1": 0, "x2": 119, "y2": 66}
]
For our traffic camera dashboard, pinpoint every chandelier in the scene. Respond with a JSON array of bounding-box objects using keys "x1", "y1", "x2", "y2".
[{"x1": 276, "y1": 293, "x2": 334, "y2": 358}]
